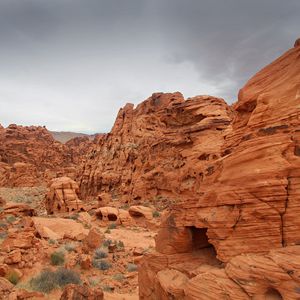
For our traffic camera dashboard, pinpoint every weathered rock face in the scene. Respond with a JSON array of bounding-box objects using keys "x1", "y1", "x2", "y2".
[
  {"x1": 45, "y1": 177, "x2": 85, "y2": 214},
  {"x1": 79, "y1": 93, "x2": 232, "y2": 204},
  {"x1": 138, "y1": 43, "x2": 300, "y2": 299},
  {"x1": 0, "y1": 125, "x2": 95, "y2": 187}
]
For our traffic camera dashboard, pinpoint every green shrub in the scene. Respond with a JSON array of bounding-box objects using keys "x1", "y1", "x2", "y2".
[
  {"x1": 55, "y1": 268, "x2": 81, "y2": 287},
  {"x1": 30, "y1": 268, "x2": 81, "y2": 293},
  {"x1": 6, "y1": 215, "x2": 16, "y2": 223},
  {"x1": 102, "y1": 285, "x2": 113, "y2": 292},
  {"x1": 92, "y1": 259, "x2": 111, "y2": 270},
  {"x1": 113, "y1": 273, "x2": 125, "y2": 281},
  {"x1": 116, "y1": 240, "x2": 125, "y2": 251},
  {"x1": 127, "y1": 263, "x2": 138, "y2": 272},
  {"x1": 102, "y1": 239, "x2": 113, "y2": 248},
  {"x1": 6, "y1": 270, "x2": 20, "y2": 285},
  {"x1": 152, "y1": 211, "x2": 160, "y2": 218},
  {"x1": 64, "y1": 243, "x2": 76, "y2": 252},
  {"x1": 94, "y1": 248, "x2": 108, "y2": 259},
  {"x1": 50, "y1": 251, "x2": 65, "y2": 266},
  {"x1": 107, "y1": 223, "x2": 117, "y2": 230},
  {"x1": 48, "y1": 239, "x2": 57, "y2": 245}
]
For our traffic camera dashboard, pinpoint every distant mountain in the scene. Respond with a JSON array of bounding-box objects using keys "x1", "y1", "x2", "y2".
[{"x1": 50, "y1": 131, "x2": 98, "y2": 143}]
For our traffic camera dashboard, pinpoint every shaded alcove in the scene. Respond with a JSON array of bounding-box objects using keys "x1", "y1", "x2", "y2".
[
  {"x1": 187, "y1": 226, "x2": 220, "y2": 263},
  {"x1": 265, "y1": 288, "x2": 283, "y2": 300},
  {"x1": 108, "y1": 213, "x2": 118, "y2": 221}
]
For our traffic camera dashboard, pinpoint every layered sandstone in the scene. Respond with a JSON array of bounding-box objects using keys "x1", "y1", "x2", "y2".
[
  {"x1": 45, "y1": 177, "x2": 85, "y2": 214},
  {"x1": 138, "y1": 42, "x2": 300, "y2": 299},
  {"x1": 79, "y1": 93, "x2": 233, "y2": 204}
]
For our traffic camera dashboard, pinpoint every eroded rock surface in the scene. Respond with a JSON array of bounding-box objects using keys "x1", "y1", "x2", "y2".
[
  {"x1": 0, "y1": 125, "x2": 95, "y2": 187},
  {"x1": 79, "y1": 93, "x2": 232, "y2": 205},
  {"x1": 139, "y1": 43, "x2": 300, "y2": 299},
  {"x1": 45, "y1": 177, "x2": 85, "y2": 214}
]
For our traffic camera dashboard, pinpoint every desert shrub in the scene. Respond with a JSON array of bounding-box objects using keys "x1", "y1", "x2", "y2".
[
  {"x1": 68, "y1": 213, "x2": 79, "y2": 220},
  {"x1": 0, "y1": 232, "x2": 7, "y2": 239},
  {"x1": 92, "y1": 259, "x2": 111, "y2": 270},
  {"x1": 6, "y1": 215, "x2": 16, "y2": 223},
  {"x1": 48, "y1": 239, "x2": 57, "y2": 245},
  {"x1": 0, "y1": 222, "x2": 7, "y2": 229},
  {"x1": 104, "y1": 228, "x2": 111, "y2": 234},
  {"x1": 116, "y1": 240, "x2": 124, "y2": 251},
  {"x1": 94, "y1": 248, "x2": 108, "y2": 259},
  {"x1": 55, "y1": 268, "x2": 81, "y2": 287},
  {"x1": 152, "y1": 211, "x2": 160, "y2": 218},
  {"x1": 50, "y1": 251, "x2": 65, "y2": 266},
  {"x1": 64, "y1": 243, "x2": 76, "y2": 252},
  {"x1": 127, "y1": 263, "x2": 138, "y2": 272},
  {"x1": 113, "y1": 273, "x2": 125, "y2": 281},
  {"x1": 6, "y1": 270, "x2": 20, "y2": 285},
  {"x1": 88, "y1": 278, "x2": 100, "y2": 287},
  {"x1": 107, "y1": 223, "x2": 117, "y2": 230},
  {"x1": 30, "y1": 268, "x2": 81, "y2": 293},
  {"x1": 102, "y1": 285, "x2": 113, "y2": 292},
  {"x1": 102, "y1": 239, "x2": 113, "y2": 248}
]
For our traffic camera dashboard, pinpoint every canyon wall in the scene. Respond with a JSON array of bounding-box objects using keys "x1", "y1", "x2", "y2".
[
  {"x1": 138, "y1": 42, "x2": 300, "y2": 299},
  {"x1": 79, "y1": 93, "x2": 233, "y2": 204}
]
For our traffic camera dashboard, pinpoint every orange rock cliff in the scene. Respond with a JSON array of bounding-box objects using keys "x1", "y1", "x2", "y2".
[{"x1": 136, "y1": 41, "x2": 300, "y2": 299}]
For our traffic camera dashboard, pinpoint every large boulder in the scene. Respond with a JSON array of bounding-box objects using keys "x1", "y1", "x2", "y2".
[
  {"x1": 60, "y1": 284, "x2": 103, "y2": 300},
  {"x1": 45, "y1": 177, "x2": 85, "y2": 214}
]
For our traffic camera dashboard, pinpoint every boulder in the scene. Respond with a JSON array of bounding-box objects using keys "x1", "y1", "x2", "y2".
[
  {"x1": 45, "y1": 177, "x2": 85, "y2": 214},
  {"x1": 60, "y1": 284, "x2": 104, "y2": 300},
  {"x1": 32, "y1": 217, "x2": 88, "y2": 241}
]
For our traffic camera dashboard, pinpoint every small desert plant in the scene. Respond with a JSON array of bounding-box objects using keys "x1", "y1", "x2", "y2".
[
  {"x1": 107, "y1": 223, "x2": 117, "y2": 230},
  {"x1": 48, "y1": 239, "x2": 57, "y2": 245},
  {"x1": 50, "y1": 251, "x2": 65, "y2": 266},
  {"x1": 152, "y1": 210, "x2": 160, "y2": 218},
  {"x1": 116, "y1": 240, "x2": 125, "y2": 251},
  {"x1": 30, "y1": 268, "x2": 81, "y2": 293},
  {"x1": 6, "y1": 270, "x2": 20, "y2": 285},
  {"x1": 68, "y1": 213, "x2": 79, "y2": 220},
  {"x1": 92, "y1": 259, "x2": 111, "y2": 270},
  {"x1": 104, "y1": 228, "x2": 111, "y2": 234},
  {"x1": 94, "y1": 248, "x2": 108, "y2": 259},
  {"x1": 102, "y1": 285, "x2": 113, "y2": 292},
  {"x1": 0, "y1": 232, "x2": 7, "y2": 239},
  {"x1": 113, "y1": 273, "x2": 125, "y2": 281},
  {"x1": 127, "y1": 263, "x2": 138, "y2": 272},
  {"x1": 88, "y1": 278, "x2": 100, "y2": 287},
  {"x1": 55, "y1": 268, "x2": 81, "y2": 287},
  {"x1": 102, "y1": 239, "x2": 113, "y2": 248},
  {"x1": 64, "y1": 243, "x2": 76, "y2": 252},
  {"x1": 6, "y1": 215, "x2": 16, "y2": 223}
]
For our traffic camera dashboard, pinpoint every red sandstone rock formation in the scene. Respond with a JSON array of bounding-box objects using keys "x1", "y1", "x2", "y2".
[
  {"x1": 0, "y1": 125, "x2": 95, "y2": 187},
  {"x1": 45, "y1": 177, "x2": 85, "y2": 214},
  {"x1": 138, "y1": 42, "x2": 300, "y2": 299},
  {"x1": 79, "y1": 93, "x2": 233, "y2": 204}
]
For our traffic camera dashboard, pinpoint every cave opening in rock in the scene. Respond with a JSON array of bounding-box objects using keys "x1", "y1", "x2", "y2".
[
  {"x1": 129, "y1": 210, "x2": 144, "y2": 219},
  {"x1": 96, "y1": 211, "x2": 103, "y2": 220},
  {"x1": 108, "y1": 213, "x2": 118, "y2": 221},
  {"x1": 188, "y1": 227, "x2": 213, "y2": 250},
  {"x1": 265, "y1": 288, "x2": 283, "y2": 300}
]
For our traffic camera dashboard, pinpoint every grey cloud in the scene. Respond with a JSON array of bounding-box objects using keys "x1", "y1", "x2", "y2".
[{"x1": 0, "y1": 0, "x2": 299, "y2": 132}]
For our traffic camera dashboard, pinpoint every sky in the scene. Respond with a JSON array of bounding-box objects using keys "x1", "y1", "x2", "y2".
[{"x1": 0, "y1": 0, "x2": 299, "y2": 133}]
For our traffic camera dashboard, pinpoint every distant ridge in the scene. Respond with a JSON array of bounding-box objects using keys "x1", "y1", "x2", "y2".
[{"x1": 50, "y1": 131, "x2": 98, "y2": 143}]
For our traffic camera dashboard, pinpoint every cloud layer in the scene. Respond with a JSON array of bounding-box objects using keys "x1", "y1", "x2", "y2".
[{"x1": 0, "y1": 0, "x2": 299, "y2": 132}]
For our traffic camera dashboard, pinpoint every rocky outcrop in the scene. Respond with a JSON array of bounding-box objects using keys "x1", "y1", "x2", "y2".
[
  {"x1": 0, "y1": 125, "x2": 95, "y2": 187},
  {"x1": 79, "y1": 93, "x2": 232, "y2": 204},
  {"x1": 138, "y1": 42, "x2": 300, "y2": 299},
  {"x1": 45, "y1": 177, "x2": 85, "y2": 214},
  {"x1": 60, "y1": 284, "x2": 103, "y2": 300}
]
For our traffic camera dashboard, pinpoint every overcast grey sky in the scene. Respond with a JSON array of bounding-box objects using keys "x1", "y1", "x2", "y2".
[{"x1": 0, "y1": 0, "x2": 299, "y2": 133}]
